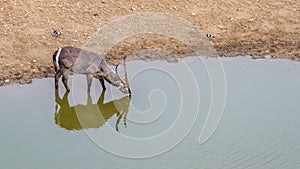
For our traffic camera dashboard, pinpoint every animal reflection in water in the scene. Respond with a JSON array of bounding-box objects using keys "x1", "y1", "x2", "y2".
[{"x1": 54, "y1": 90, "x2": 131, "y2": 131}]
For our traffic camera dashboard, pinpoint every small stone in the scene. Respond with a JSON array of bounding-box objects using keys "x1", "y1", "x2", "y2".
[
  {"x1": 32, "y1": 59, "x2": 37, "y2": 63},
  {"x1": 4, "y1": 79, "x2": 9, "y2": 83},
  {"x1": 217, "y1": 25, "x2": 227, "y2": 30},
  {"x1": 251, "y1": 56, "x2": 258, "y2": 59},
  {"x1": 53, "y1": 29, "x2": 61, "y2": 36},
  {"x1": 101, "y1": 0, "x2": 106, "y2": 3},
  {"x1": 206, "y1": 33, "x2": 215, "y2": 39},
  {"x1": 131, "y1": 7, "x2": 136, "y2": 11},
  {"x1": 248, "y1": 18, "x2": 254, "y2": 22},
  {"x1": 264, "y1": 55, "x2": 272, "y2": 59},
  {"x1": 172, "y1": 6, "x2": 177, "y2": 10},
  {"x1": 25, "y1": 12, "x2": 30, "y2": 18},
  {"x1": 32, "y1": 69, "x2": 38, "y2": 74},
  {"x1": 18, "y1": 79, "x2": 26, "y2": 85},
  {"x1": 191, "y1": 12, "x2": 196, "y2": 16}
]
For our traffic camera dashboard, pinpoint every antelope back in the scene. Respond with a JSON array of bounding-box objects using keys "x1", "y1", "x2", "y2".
[{"x1": 54, "y1": 46, "x2": 104, "y2": 74}]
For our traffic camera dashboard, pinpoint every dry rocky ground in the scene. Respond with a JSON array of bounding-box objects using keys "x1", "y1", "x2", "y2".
[{"x1": 0, "y1": 0, "x2": 299, "y2": 85}]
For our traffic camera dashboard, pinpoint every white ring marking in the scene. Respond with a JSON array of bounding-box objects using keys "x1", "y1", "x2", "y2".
[{"x1": 55, "y1": 48, "x2": 62, "y2": 70}]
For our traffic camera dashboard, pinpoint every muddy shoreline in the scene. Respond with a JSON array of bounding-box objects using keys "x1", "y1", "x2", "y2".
[
  {"x1": 0, "y1": 0, "x2": 299, "y2": 86},
  {"x1": 0, "y1": 54, "x2": 297, "y2": 87}
]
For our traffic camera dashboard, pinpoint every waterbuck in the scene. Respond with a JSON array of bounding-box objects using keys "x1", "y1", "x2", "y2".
[{"x1": 52, "y1": 46, "x2": 131, "y2": 95}]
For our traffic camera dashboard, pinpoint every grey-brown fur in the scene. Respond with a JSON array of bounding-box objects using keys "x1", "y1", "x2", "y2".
[{"x1": 53, "y1": 46, "x2": 131, "y2": 95}]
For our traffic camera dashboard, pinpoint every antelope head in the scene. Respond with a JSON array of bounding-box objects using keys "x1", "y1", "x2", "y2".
[{"x1": 115, "y1": 57, "x2": 131, "y2": 96}]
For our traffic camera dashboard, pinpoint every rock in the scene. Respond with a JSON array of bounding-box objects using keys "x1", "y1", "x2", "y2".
[
  {"x1": 4, "y1": 79, "x2": 9, "y2": 83},
  {"x1": 206, "y1": 33, "x2": 215, "y2": 39},
  {"x1": 53, "y1": 29, "x2": 61, "y2": 36},
  {"x1": 264, "y1": 55, "x2": 273, "y2": 59},
  {"x1": 131, "y1": 7, "x2": 136, "y2": 11},
  {"x1": 25, "y1": 12, "x2": 30, "y2": 18},
  {"x1": 32, "y1": 59, "x2": 37, "y2": 63},
  {"x1": 217, "y1": 25, "x2": 227, "y2": 30},
  {"x1": 18, "y1": 79, "x2": 26, "y2": 85},
  {"x1": 248, "y1": 18, "x2": 254, "y2": 22},
  {"x1": 101, "y1": 0, "x2": 106, "y2": 3}
]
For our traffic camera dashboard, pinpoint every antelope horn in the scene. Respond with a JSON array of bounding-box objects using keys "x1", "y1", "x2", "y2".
[
  {"x1": 115, "y1": 63, "x2": 127, "y2": 85},
  {"x1": 115, "y1": 64, "x2": 121, "y2": 80},
  {"x1": 123, "y1": 56, "x2": 129, "y2": 86}
]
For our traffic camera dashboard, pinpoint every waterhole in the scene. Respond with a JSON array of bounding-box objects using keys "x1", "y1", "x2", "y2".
[{"x1": 1, "y1": 56, "x2": 300, "y2": 168}]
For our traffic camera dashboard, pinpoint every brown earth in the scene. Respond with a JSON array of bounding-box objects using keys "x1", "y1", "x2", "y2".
[{"x1": 0, "y1": 0, "x2": 299, "y2": 86}]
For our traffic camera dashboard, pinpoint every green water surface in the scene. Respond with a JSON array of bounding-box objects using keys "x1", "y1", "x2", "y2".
[{"x1": 1, "y1": 56, "x2": 300, "y2": 168}]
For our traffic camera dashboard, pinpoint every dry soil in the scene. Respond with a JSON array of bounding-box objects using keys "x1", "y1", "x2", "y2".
[{"x1": 0, "y1": 0, "x2": 299, "y2": 85}]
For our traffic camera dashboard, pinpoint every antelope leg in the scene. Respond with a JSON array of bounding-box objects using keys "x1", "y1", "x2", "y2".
[
  {"x1": 99, "y1": 78, "x2": 106, "y2": 91},
  {"x1": 55, "y1": 70, "x2": 62, "y2": 89},
  {"x1": 62, "y1": 70, "x2": 71, "y2": 92},
  {"x1": 86, "y1": 74, "x2": 93, "y2": 93}
]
